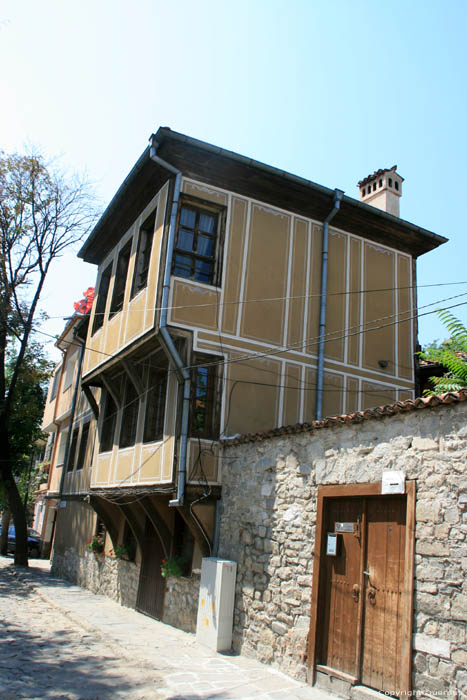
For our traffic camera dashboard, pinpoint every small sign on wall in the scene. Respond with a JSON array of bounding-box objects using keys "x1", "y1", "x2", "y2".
[
  {"x1": 326, "y1": 533, "x2": 340, "y2": 556},
  {"x1": 381, "y1": 470, "x2": 405, "y2": 494}
]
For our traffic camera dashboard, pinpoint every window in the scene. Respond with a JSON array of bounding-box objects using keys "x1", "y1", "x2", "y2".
[
  {"x1": 100, "y1": 392, "x2": 117, "y2": 453},
  {"x1": 92, "y1": 263, "x2": 112, "y2": 335},
  {"x1": 119, "y1": 377, "x2": 139, "y2": 449},
  {"x1": 66, "y1": 427, "x2": 79, "y2": 472},
  {"x1": 50, "y1": 369, "x2": 61, "y2": 401},
  {"x1": 76, "y1": 422, "x2": 90, "y2": 471},
  {"x1": 63, "y1": 351, "x2": 77, "y2": 390},
  {"x1": 143, "y1": 367, "x2": 167, "y2": 443},
  {"x1": 109, "y1": 241, "x2": 132, "y2": 318},
  {"x1": 131, "y1": 209, "x2": 156, "y2": 298},
  {"x1": 190, "y1": 355, "x2": 221, "y2": 439},
  {"x1": 56, "y1": 429, "x2": 69, "y2": 465},
  {"x1": 173, "y1": 201, "x2": 221, "y2": 285}
]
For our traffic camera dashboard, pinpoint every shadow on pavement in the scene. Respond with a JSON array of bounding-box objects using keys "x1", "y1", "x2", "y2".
[{"x1": 0, "y1": 563, "x2": 162, "y2": 700}]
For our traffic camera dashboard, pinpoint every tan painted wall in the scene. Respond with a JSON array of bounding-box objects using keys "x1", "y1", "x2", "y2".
[
  {"x1": 83, "y1": 183, "x2": 169, "y2": 378},
  {"x1": 81, "y1": 176, "x2": 416, "y2": 488}
]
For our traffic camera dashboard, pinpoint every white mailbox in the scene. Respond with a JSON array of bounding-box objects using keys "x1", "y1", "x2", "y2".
[{"x1": 196, "y1": 557, "x2": 237, "y2": 652}]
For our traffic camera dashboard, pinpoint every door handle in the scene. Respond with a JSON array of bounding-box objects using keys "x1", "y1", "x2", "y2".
[
  {"x1": 368, "y1": 588, "x2": 376, "y2": 605},
  {"x1": 352, "y1": 584, "x2": 360, "y2": 602}
]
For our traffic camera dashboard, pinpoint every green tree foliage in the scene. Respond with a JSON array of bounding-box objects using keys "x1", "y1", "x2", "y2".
[
  {"x1": 419, "y1": 310, "x2": 467, "y2": 395},
  {"x1": 0, "y1": 150, "x2": 98, "y2": 565}
]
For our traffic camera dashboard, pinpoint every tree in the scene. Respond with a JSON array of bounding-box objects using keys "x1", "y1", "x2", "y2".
[
  {"x1": 0, "y1": 150, "x2": 98, "y2": 565},
  {"x1": 419, "y1": 309, "x2": 467, "y2": 395},
  {"x1": 0, "y1": 342, "x2": 52, "y2": 555}
]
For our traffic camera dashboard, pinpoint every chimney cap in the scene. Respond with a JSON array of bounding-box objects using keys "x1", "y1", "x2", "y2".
[{"x1": 358, "y1": 165, "x2": 404, "y2": 188}]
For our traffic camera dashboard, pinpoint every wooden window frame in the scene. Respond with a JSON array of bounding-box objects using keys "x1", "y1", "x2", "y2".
[
  {"x1": 142, "y1": 365, "x2": 167, "y2": 444},
  {"x1": 100, "y1": 391, "x2": 117, "y2": 453},
  {"x1": 307, "y1": 481, "x2": 416, "y2": 694},
  {"x1": 119, "y1": 376, "x2": 140, "y2": 449},
  {"x1": 109, "y1": 241, "x2": 132, "y2": 319},
  {"x1": 131, "y1": 209, "x2": 156, "y2": 299},
  {"x1": 189, "y1": 354, "x2": 222, "y2": 440},
  {"x1": 172, "y1": 195, "x2": 226, "y2": 288},
  {"x1": 92, "y1": 263, "x2": 112, "y2": 335},
  {"x1": 66, "y1": 427, "x2": 79, "y2": 473},
  {"x1": 75, "y1": 421, "x2": 90, "y2": 471}
]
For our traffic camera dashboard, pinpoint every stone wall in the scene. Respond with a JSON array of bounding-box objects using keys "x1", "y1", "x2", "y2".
[
  {"x1": 51, "y1": 549, "x2": 140, "y2": 609},
  {"x1": 162, "y1": 574, "x2": 201, "y2": 632},
  {"x1": 218, "y1": 399, "x2": 467, "y2": 698}
]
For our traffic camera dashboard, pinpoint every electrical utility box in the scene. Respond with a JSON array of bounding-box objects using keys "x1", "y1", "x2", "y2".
[{"x1": 196, "y1": 557, "x2": 237, "y2": 652}]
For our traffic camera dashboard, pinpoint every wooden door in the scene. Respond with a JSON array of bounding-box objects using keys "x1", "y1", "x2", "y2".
[
  {"x1": 136, "y1": 516, "x2": 165, "y2": 620},
  {"x1": 316, "y1": 495, "x2": 407, "y2": 695},
  {"x1": 361, "y1": 497, "x2": 406, "y2": 694}
]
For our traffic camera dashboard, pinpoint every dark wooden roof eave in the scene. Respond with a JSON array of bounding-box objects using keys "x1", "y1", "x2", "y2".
[{"x1": 79, "y1": 129, "x2": 448, "y2": 265}]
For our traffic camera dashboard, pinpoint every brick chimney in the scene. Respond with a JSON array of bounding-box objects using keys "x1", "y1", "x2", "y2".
[{"x1": 358, "y1": 166, "x2": 404, "y2": 217}]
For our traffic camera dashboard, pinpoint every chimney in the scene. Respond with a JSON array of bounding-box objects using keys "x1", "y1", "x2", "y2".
[{"x1": 358, "y1": 165, "x2": 404, "y2": 217}]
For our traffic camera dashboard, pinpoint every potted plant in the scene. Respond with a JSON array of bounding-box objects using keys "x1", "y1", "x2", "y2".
[{"x1": 87, "y1": 535, "x2": 104, "y2": 554}]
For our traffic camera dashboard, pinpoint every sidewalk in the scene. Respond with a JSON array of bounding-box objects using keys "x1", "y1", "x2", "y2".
[{"x1": 4, "y1": 556, "x2": 338, "y2": 700}]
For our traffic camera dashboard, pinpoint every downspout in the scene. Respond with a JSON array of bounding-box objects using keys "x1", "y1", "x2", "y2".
[
  {"x1": 149, "y1": 139, "x2": 190, "y2": 507},
  {"x1": 58, "y1": 333, "x2": 86, "y2": 499},
  {"x1": 315, "y1": 189, "x2": 344, "y2": 421}
]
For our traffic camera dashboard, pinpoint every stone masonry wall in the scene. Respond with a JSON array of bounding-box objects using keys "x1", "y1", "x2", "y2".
[
  {"x1": 218, "y1": 401, "x2": 467, "y2": 698},
  {"x1": 51, "y1": 549, "x2": 140, "y2": 609},
  {"x1": 162, "y1": 574, "x2": 201, "y2": 633}
]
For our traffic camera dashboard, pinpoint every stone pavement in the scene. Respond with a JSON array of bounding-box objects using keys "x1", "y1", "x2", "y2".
[{"x1": 0, "y1": 556, "x2": 338, "y2": 700}]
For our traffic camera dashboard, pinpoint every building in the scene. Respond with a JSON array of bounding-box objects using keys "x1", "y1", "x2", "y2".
[{"x1": 49, "y1": 129, "x2": 446, "y2": 628}]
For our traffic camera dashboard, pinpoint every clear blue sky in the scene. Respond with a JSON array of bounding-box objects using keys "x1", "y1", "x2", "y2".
[{"x1": 2, "y1": 0, "x2": 466, "y2": 359}]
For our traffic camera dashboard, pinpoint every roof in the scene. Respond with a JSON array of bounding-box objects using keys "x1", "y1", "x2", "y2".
[
  {"x1": 358, "y1": 165, "x2": 404, "y2": 188},
  {"x1": 79, "y1": 127, "x2": 447, "y2": 265},
  {"x1": 222, "y1": 389, "x2": 467, "y2": 446}
]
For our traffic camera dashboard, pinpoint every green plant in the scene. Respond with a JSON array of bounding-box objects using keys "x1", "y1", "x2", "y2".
[
  {"x1": 87, "y1": 535, "x2": 104, "y2": 553},
  {"x1": 110, "y1": 544, "x2": 129, "y2": 560},
  {"x1": 419, "y1": 310, "x2": 467, "y2": 395},
  {"x1": 160, "y1": 556, "x2": 186, "y2": 578}
]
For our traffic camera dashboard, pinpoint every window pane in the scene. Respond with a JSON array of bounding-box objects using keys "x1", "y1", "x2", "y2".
[
  {"x1": 119, "y1": 379, "x2": 139, "y2": 448},
  {"x1": 178, "y1": 228, "x2": 195, "y2": 252},
  {"x1": 196, "y1": 234, "x2": 214, "y2": 257},
  {"x1": 199, "y1": 213, "x2": 215, "y2": 234},
  {"x1": 92, "y1": 263, "x2": 112, "y2": 334},
  {"x1": 110, "y1": 242, "x2": 131, "y2": 317},
  {"x1": 76, "y1": 423, "x2": 90, "y2": 471},
  {"x1": 143, "y1": 369, "x2": 167, "y2": 443},
  {"x1": 173, "y1": 254, "x2": 192, "y2": 278},
  {"x1": 194, "y1": 259, "x2": 213, "y2": 283},
  {"x1": 180, "y1": 207, "x2": 196, "y2": 228},
  {"x1": 100, "y1": 393, "x2": 117, "y2": 453},
  {"x1": 67, "y1": 428, "x2": 79, "y2": 472}
]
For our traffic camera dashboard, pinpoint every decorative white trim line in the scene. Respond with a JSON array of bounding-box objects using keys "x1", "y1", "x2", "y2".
[
  {"x1": 182, "y1": 178, "x2": 412, "y2": 260},
  {"x1": 394, "y1": 252, "x2": 399, "y2": 380},
  {"x1": 217, "y1": 192, "x2": 232, "y2": 336},
  {"x1": 193, "y1": 334, "x2": 414, "y2": 386},
  {"x1": 344, "y1": 235, "x2": 351, "y2": 366},
  {"x1": 277, "y1": 360, "x2": 285, "y2": 428},
  {"x1": 236, "y1": 200, "x2": 252, "y2": 338},
  {"x1": 302, "y1": 220, "x2": 311, "y2": 353},
  {"x1": 283, "y1": 216, "x2": 294, "y2": 348},
  {"x1": 359, "y1": 241, "x2": 364, "y2": 369},
  {"x1": 299, "y1": 365, "x2": 306, "y2": 423}
]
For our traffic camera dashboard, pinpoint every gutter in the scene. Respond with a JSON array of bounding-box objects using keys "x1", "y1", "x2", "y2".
[
  {"x1": 315, "y1": 189, "x2": 344, "y2": 421},
  {"x1": 149, "y1": 138, "x2": 190, "y2": 508},
  {"x1": 58, "y1": 334, "x2": 86, "y2": 499}
]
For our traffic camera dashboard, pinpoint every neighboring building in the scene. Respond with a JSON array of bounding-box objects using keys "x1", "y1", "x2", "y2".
[
  {"x1": 218, "y1": 389, "x2": 467, "y2": 699},
  {"x1": 50, "y1": 129, "x2": 446, "y2": 628},
  {"x1": 37, "y1": 307, "x2": 94, "y2": 557}
]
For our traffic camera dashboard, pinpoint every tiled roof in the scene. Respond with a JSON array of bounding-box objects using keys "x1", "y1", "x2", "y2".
[
  {"x1": 358, "y1": 165, "x2": 400, "y2": 188},
  {"x1": 222, "y1": 389, "x2": 467, "y2": 446}
]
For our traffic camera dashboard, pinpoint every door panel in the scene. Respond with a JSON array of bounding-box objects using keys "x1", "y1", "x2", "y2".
[
  {"x1": 319, "y1": 498, "x2": 363, "y2": 678},
  {"x1": 317, "y1": 494, "x2": 406, "y2": 696},
  {"x1": 361, "y1": 497, "x2": 406, "y2": 694},
  {"x1": 136, "y1": 516, "x2": 165, "y2": 620}
]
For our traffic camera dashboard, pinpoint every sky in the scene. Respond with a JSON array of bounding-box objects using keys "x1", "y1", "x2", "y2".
[{"x1": 1, "y1": 0, "x2": 466, "y2": 361}]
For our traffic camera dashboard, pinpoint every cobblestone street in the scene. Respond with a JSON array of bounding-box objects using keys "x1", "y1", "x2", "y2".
[{"x1": 0, "y1": 557, "x2": 333, "y2": 700}]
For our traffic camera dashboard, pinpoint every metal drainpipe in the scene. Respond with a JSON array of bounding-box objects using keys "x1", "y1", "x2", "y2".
[
  {"x1": 58, "y1": 334, "x2": 86, "y2": 499},
  {"x1": 315, "y1": 189, "x2": 344, "y2": 421},
  {"x1": 149, "y1": 140, "x2": 190, "y2": 507}
]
